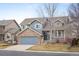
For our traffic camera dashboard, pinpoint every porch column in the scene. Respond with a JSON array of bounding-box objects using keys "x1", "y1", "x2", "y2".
[
  {"x1": 53, "y1": 30, "x2": 56, "y2": 39},
  {"x1": 64, "y1": 30, "x2": 65, "y2": 42},
  {"x1": 50, "y1": 30, "x2": 52, "y2": 40},
  {"x1": 38, "y1": 36, "x2": 44, "y2": 45},
  {"x1": 53, "y1": 30, "x2": 55, "y2": 39},
  {"x1": 41, "y1": 36, "x2": 44, "y2": 44},
  {"x1": 57, "y1": 30, "x2": 58, "y2": 38}
]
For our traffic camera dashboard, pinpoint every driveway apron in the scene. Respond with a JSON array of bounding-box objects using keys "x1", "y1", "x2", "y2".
[{"x1": 4, "y1": 45, "x2": 34, "y2": 51}]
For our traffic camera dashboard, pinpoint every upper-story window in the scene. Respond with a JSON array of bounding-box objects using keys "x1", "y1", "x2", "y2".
[
  {"x1": 54, "y1": 30, "x2": 64, "y2": 37},
  {"x1": 34, "y1": 23, "x2": 42, "y2": 29},
  {"x1": 30, "y1": 20, "x2": 43, "y2": 30},
  {"x1": 36, "y1": 25, "x2": 39, "y2": 28}
]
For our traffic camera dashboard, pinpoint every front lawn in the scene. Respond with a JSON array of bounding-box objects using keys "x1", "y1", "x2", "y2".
[
  {"x1": 0, "y1": 43, "x2": 10, "y2": 49},
  {"x1": 27, "y1": 43, "x2": 79, "y2": 52}
]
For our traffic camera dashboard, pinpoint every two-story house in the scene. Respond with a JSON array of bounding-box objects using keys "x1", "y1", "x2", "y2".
[
  {"x1": 0, "y1": 20, "x2": 21, "y2": 44},
  {"x1": 17, "y1": 18, "x2": 45, "y2": 44},
  {"x1": 17, "y1": 16, "x2": 78, "y2": 45}
]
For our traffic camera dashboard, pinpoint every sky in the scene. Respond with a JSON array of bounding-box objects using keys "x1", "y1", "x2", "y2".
[{"x1": 0, "y1": 3, "x2": 70, "y2": 24}]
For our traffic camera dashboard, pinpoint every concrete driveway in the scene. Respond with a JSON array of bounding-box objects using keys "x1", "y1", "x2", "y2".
[{"x1": 4, "y1": 45, "x2": 34, "y2": 51}]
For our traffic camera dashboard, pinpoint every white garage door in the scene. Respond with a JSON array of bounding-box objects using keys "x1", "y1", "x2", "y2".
[{"x1": 19, "y1": 36, "x2": 38, "y2": 44}]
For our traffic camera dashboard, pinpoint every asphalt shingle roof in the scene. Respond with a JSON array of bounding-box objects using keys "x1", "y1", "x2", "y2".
[
  {"x1": 0, "y1": 20, "x2": 14, "y2": 26},
  {"x1": 0, "y1": 20, "x2": 21, "y2": 34}
]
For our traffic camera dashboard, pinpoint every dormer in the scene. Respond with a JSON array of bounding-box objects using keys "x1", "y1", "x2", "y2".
[{"x1": 54, "y1": 20, "x2": 64, "y2": 27}]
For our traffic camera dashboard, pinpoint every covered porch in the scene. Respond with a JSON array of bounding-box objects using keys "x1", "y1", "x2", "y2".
[{"x1": 43, "y1": 30, "x2": 65, "y2": 43}]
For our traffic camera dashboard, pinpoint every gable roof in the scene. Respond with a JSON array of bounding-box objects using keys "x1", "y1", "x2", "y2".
[
  {"x1": 16, "y1": 27, "x2": 42, "y2": 36},
  {"x1": 30, "y1": 20, "x2": 42, "y2": 25},
  {"x1": 49, "y1": 16, "x2": 68, "y2": 23},
  {"x1": 5, "y1": 28, "x2": 20, "y2": 34},
  {"x1": 20, "y1": 16, "x2": 69, "y2": 31},
  {"x1": 21, "y1": 16, "x2": 68, "y2": 25},
  {"x1": 13, "y1": 20, "x2": 21, "y2": 31},
  {"x1": 20, "y1": 17, "x2": 46, "y2": 26},
  {"x1": 54, "y1": 20, "x2": 64, "y2": 24},
  {"x1": 0, "y1": 20, "x2": 20, "y2": 28},
  {"x1": 0, "y1": 20, "x2": 21, "y2": 34},
  {"x1": 43, "y1": 16, "x2": 68, "y2": 30}
]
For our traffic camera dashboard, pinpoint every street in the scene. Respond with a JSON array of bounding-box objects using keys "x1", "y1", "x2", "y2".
[{"x1": 0, "y1": 50, "x2": 79, "y2": 56}]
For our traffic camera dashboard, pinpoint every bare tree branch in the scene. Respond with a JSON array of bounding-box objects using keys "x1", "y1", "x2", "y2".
[
  {"x1": 44, "y1": 3, "x2": 57, "y2": 17},
  {"x1": 36, "y1": 3, "x2": 58, "y2": 41},
  {"x1": 68, "y1": 4, "x2": 79, "y2": 18},
  {"x1": 68, "y1": 3, "x2": 79, "y2": 38},
  {"x1": 37, "y1": 3, "x2": 58, "y2": 17}
]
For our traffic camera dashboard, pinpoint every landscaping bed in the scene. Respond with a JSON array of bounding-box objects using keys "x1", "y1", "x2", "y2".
[{"x1": 27, "y1": 43, "x2": 79, "y2": 52}]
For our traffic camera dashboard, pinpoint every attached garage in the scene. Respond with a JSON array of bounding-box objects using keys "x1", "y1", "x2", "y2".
[
  {"x1": 17, "y1": 27, "x2": 43, "y2": 45},
  {"x1": 19, "y1": 36, "x2": 38, "y2": 44}
]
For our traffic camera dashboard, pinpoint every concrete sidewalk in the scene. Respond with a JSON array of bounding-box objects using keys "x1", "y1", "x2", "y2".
[{"x1": 4, "y1": 45, "x2": 34, "y2": 51}]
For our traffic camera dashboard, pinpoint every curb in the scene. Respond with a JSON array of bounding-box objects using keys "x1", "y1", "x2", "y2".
[
  {"x1": 0, "y1": 49, "x2": 79, "y2": 54},
  {"x1": 26, "y1": 50, "x2": 79, "y2": 54}
]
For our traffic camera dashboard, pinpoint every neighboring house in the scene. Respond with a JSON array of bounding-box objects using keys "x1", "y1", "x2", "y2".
[
  {"x1": 0, "y1": 20, "x2": 21, "y2": 44},
  {"x1": 17, "y1": 16, "x2": 78, "y2": 45}
]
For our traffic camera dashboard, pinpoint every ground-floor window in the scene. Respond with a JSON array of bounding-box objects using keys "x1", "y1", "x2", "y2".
[
  {"x1": 43, "y1": 30, "x2": 64, "y2": 40},
  {"x1": 54, "y1": 30, "x2": 64, "y2": 38}
]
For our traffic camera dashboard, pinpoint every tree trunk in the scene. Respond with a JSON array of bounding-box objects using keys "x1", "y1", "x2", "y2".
[{"x1": 50, "y1": 20, "x2": 52, "y2": 41}]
